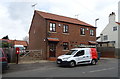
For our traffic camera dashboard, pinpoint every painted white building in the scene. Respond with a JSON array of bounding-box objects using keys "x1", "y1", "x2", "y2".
[
  {"x1": 118, "y1": 1, "x2": 120, "y2": 22},
  {"x1": 97, "y1": 12, "x2": 120, "y2": 49}
]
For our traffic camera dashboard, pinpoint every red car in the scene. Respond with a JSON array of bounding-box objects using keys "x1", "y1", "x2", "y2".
[{"x1": 0, "y1": 48, "x2": 9, "y2": 71}]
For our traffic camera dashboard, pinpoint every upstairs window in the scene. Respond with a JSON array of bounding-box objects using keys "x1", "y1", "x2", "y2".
[
  {"x1": 63, "y1": 42, "x2": 69, "y2": 50},
  {"x1": 50, "y1": 23, "x2": 56, "y2": 32},
  {"x1": 113, "y1": 26, "x2": 117, "y2": 31},
  {"x1": 104, "y1": 35, "x2": 108, "y2": 40},
  {"x1": 63, "y1": 25, "x2": 69, "y2": 33},
  {"x1": 80, "y1": 28, "x2": 85, "y2": 35},
  {"x1": 90, "y1": 29, "x2": 94, "y2": 36}
]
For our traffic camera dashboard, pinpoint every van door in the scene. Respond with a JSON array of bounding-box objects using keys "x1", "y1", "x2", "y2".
[
  {"x1": 74, "y1": 50, "x2": 86, "y2": 64},
  {"x1": 84, "y1": 49, "x2": 91, "y2": 63}
]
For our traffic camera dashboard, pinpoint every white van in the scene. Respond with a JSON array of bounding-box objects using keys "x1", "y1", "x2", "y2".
[{"x1": 57, "y1": 48, "x2": 98, "y2": 67}]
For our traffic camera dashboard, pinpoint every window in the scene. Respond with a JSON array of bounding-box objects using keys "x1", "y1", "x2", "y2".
[
  {"x1": 90, "y1": 29, "x2": 94, "y2": 36},
  {"x1": 63, "y1": 42, "x2": 69, "y2": 50},
  {"x1": 80, "y1": 28, "x2": 85, "y2": 35},
  {"x1": 104, "y1": 35, "x2": 108, "y2": 40},
  {"x1": 75, "y1": 50, "x2": 84, "y2": 56},
  {"x1": 50, "y1": 23, "x2": 56, "y2": 32},
  {"x1": 113, "y1": 26, "x2": 117, "y2": 31},
  {"x1": 65, "y1": 50, "x2": 77, "y2": 55},
  {"x1": 63, "y1": 25, "x2": 69, "y2": 33}
]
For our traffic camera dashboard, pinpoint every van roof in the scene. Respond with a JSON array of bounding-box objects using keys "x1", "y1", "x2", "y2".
[{"x1": 71, "y1": 48, "x2": 93, "y2": 51}]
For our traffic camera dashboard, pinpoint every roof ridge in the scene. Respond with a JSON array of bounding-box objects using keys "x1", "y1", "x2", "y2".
[
  {"x1": 36, "y1": 10, "x2": 79, "y2": 20},
  {"x1": 35, "y1": 10, "x2": 93, "y2": 27}
]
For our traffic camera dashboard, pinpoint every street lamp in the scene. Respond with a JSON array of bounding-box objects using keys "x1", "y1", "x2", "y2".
[{"x1": 95, "y1": 18, "x2": 99, "y2": 27}]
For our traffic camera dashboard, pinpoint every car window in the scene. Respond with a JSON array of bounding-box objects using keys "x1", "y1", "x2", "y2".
[
  {"x1": 75, "y1": 50, "x2": 84, "y2": 56},
  {"x1": 65, "y1": 50, "x2": 78, "y2": 55}
]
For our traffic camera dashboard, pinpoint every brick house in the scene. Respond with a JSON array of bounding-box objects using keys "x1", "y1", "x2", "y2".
[{"x1": 29, "y1": 10, "x2": 97, "y2": 60}]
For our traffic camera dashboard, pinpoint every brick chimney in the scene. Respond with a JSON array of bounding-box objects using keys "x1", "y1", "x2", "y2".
[{"x1": 109, "y1": 12, "x2": 115, "y2": 23}]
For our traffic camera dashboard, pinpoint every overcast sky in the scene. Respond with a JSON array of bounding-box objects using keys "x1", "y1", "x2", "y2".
[{"x1": 0, "y1": 0, "x2": 119, "y2": 40}]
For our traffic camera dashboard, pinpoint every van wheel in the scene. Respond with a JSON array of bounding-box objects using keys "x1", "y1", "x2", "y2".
[
  {"x1": 69, "y1": 61, "x2": 75, "y2": 67},
  {"x1": 91, "y1": 59, "x2": 97, "y2": 65}
]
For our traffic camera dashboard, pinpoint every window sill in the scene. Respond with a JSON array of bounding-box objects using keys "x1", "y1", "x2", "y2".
[
  {"x1": 90, "y1": 35, "x2": 95, "y2": 37},
  {"x1": 49, "y1": 32, "x2": 57, "y2": 33},
  {"x1": 62, "y1": 33, "x2": 69, "y2": 35},
  {"x1": 80, "y1": 35, "x2": 85, "y2": 36}
]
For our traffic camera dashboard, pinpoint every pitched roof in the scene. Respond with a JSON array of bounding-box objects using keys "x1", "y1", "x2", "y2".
[
  {"x1": 116, "y1": 22, "x2": 120, "y2": 25},
  {"x1": 35, "y1": 10, "x2": 94, "y2": 27},
  {"x1": 14, "y1": 40, "x2": 28, "y2": 46}
]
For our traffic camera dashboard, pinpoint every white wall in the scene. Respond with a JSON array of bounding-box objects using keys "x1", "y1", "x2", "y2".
[
  {"x1": 118, "y1": 24, "x2": 120, "y2": 48},
  {"x1": 118, "y1": 1, "x2": 120, "y2": 22},
  {"x1": 101, "y1": 23, "x2": 118, "y2": 48}
]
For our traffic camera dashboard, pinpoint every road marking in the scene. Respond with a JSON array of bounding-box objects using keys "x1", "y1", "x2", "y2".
[
  {"x1": 82, "y1": 72, "x2": 86, "y2": 74},
  {"x1": 89, "y1": 67, "x2": 115, "y2": 73}
]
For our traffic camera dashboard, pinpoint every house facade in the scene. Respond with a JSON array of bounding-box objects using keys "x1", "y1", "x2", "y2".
[
  {"x1": 29, "y1": 10, "x2": 97, "y2": 60},
  {"x1": 97, "y1": 12, "x2": 120, "y2": 57}
]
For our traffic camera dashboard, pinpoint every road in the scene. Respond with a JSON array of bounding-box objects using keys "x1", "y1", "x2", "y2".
[{"x1": 2, "y1": 58, "x2": 119, "y2": 78}]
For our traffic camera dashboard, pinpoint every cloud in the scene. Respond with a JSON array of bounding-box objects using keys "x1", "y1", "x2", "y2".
[
  {"x1": 0, "y1": 0, "x2": 119, "y2": 40},
  {"x1": 0, "y1": 2, "x2": 34, "y2": 40}
]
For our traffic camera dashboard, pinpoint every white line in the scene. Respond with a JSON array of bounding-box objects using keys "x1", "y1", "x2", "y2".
[{"x1": 89, "y1": 67, "x2": 115, "y2": 73}]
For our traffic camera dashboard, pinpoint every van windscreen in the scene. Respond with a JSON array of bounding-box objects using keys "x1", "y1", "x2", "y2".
[{"x1": 65, "y1": 50, "x2": 77, "y2": 55}]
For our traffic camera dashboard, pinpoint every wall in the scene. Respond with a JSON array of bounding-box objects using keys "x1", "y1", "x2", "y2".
[
  {"x1": 29, "y1": 11, "x2": 47, "y2": 59},
  {"x1": 118, "y1": 1, "x2": 120, "y2": 22},
  {"x1": 118, "y1": 24, "x2": 120, "y2": 48},
  {"x1": 101, "y1": 22, "x2": 118, "y2": 48},
  {"x1": 97, "y1": 47, "x2": 115, "y2": 58},
  {"x1": 46, "y1": 20, "x2": 96, "y2": 58}
]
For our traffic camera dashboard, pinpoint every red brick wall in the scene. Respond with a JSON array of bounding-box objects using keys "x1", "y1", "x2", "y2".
[
  {"x1": 29, "y1": 12, "x2": 96, "y2": 60},
  {"x1": 29, "y1": 11, "x2": 47, "y2": 59},
  {"x1": 46, "y1": 20, "x2": 96, "y2": 58}
]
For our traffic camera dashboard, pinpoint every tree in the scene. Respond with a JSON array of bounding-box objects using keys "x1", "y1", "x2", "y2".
[
  {"x1": 2, "y1": 35, "x2": 9, "y2": 39},
  {"x1": 23, "y1": 36, "x2": 29, "y2": 44}
]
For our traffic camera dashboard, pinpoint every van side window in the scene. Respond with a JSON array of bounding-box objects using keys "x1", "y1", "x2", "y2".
[{"x1": 75, "y1": 50, "x2": 84, "y2": 56}]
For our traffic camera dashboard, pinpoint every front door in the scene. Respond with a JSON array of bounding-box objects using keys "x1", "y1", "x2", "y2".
[{"x1": 49, "y1": 43, "x2": 56, "y2": 57}]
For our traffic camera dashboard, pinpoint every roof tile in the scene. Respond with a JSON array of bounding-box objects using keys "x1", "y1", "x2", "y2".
[{"x1": 36, "y1": 10, "x2": 93, "y2": 27}]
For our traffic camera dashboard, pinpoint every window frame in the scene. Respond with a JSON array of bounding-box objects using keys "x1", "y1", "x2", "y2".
[
  {"x1": 49, "y1": 22, "x2": 56, "y2": 32},
  {"x1": 80, "y1": 28, "x2": 85, "y2": 35},
  {"x1": 75, "y1": 50, "x2": 85, "y2": 56},
  {"x1": 113, "y1": 26, "x2": 117, "y2": 31},
  {"x1": 63, "y1": 25, "x2": 69, "y2": 33},
  {"x1": 90, "y1": 29, "x2": 94, "y2": 36},
  {"x1": 104, "y1": 35, "x2": 108, "y2": 40},
  {"x1": 63, "y1": 42, "x2": 69, "y2": 50}
]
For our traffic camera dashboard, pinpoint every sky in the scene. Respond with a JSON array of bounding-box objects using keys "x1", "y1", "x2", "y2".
[{"x1": 0, "y1": 0, "x2": 119, "y2": 40}]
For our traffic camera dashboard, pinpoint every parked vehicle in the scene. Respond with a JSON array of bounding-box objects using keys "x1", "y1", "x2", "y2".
[
  {"x1": 57, "y1": 48, "x2": 98, "y2": 67},
  {"x1": 0, "y1": 48, "x2": 9, "y2": 71},
  {"x1": 14, "y1": 45, "x2": 26, "y2": 56}
]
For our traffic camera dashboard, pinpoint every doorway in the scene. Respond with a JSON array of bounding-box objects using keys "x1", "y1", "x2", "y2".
[{"x1": 49, "y1": 42, "x2": 57, "y2": 57}]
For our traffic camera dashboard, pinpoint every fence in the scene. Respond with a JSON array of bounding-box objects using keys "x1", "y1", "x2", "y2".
[
  {"x1": 97, "y1": 47, "x2": 116, "y2": 58},
  {"x1": 3, "y1": 48, "x2": 44, "y2": 63},
  {"x1": 19, "y1": 50, "x2": 44, "y2": 62}
]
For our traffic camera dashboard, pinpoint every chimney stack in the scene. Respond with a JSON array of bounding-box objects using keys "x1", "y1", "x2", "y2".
[{"x1": 109, "y1": 12, "x2": 115, "y2": 23}]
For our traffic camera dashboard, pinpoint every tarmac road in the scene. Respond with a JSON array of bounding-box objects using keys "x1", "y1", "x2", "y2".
[{"x1": 2, "y1": 58, "x2": 119, "y2": 78}]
